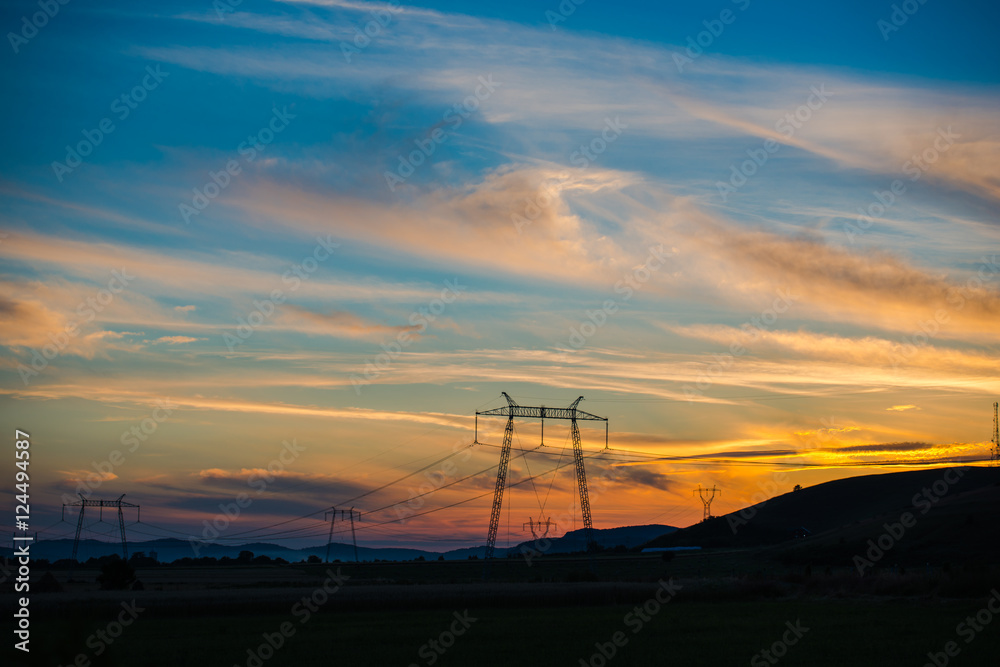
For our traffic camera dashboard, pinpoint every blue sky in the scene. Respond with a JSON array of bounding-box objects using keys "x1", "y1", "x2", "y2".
[{"x1": 1, "y1": 0, "x2": 998, "y2": 551}]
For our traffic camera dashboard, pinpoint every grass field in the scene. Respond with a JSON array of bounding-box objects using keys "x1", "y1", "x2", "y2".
[
  {"x1": 14, "y1": 598, "x2": 1000, "y2": 667},
  {"x1": 6, "y1": 554, "x2": 1000, "y2": 666}
]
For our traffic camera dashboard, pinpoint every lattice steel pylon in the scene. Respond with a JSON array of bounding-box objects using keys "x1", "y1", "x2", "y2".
[
  {"x1": 523, "y1": 517, "x2": 557, "y2": 541},
  {"x1": 693, "y1": 485, "x2": 721, "y2": 522},
  {"x1": 325, "y1": 507, "x2": 362, "y2": 563},
  {"x1": 62, "y1": 494, "x2": 140, "y2": 561},
  {"x1": 477, "y1": 392, "x2": 608, "y2": 559}
]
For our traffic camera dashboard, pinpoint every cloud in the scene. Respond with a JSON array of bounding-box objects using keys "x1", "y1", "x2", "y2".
[
  {"x1": 174, "y1": 305, "x2": 197, "y2": 312},
  {"x1": 277, "y1": 305, "x2": 422, "y2": 340},
  {"x1": 151, "y1": 335, "x2": 203, "y2": 344},
  {"x1": 224, "y1": 165, "x2": 645, "y2": 287},
  {"x1": 668, "y1": 210, "x2": 1000, "y2": 337},
  {"x1": 152, "y1": 3, "x2": 1000, "y2": 205},
  {"x1": 56, "y1": 469, "x2": 118, "y2": 486},
  {"x1": 0, "y1": 292, "x2": 142, "y2": 360},
  {"x1": 193, "y1": 467, "x2": 377, "y2": 503},
  {"x1": 0, "y1": 383, "x2": 474, "y2": 430},
  {"x1": 664, "y1": 324, "x2": 1000, "y2": 374},
  {"x1": 824, "y1": 441, "x2": 933, "y2": 454},
  {"x1": 886, "y1": 404, "x2": 921, "y2": 412},
  {"x1": 614, "y1": 466, "x2": 674, "y2": 491},
  {"x1": 0, "y1": 297, "x2": 67, "y2": 348}
]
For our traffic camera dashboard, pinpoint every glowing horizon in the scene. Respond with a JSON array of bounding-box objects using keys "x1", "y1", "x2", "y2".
[{"x1": 1, "y1": 0, "x2": 998, "y2": 552}]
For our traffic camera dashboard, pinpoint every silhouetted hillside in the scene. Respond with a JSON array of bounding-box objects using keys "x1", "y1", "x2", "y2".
[{"x1": 643, "y1": 466, "x2": 1000, "y2": 567}]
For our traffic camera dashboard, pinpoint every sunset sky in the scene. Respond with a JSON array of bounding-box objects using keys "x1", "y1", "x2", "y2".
[{"x1": 1, "y1": 0, "x2": 998, "y2": 552}]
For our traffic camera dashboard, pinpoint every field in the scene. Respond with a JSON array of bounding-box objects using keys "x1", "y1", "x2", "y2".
[{"x1": 6, "y1": 552, "x2": 1000, "y2": 667}]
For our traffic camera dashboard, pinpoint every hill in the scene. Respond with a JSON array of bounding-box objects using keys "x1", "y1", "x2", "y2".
[
  {"x1": 3, "y1": 524, "x2": 676, "y2": 563},
  {"x1": 643, "y1": 465, "x2": 1000, "y2": 568}
]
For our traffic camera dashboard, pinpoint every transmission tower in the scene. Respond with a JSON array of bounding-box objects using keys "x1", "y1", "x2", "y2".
[
  {"x1": 476, "y1": 392, "x2": 608, "y2": 559},
  {"x1": 693, "y1": 485, "x2": 721, "y2": 522},
  {"x1": 325, "y1": 507, "x2": 361, "y2": 563},
  {"x1": 523, "y1": 517, "x2": 556, "y2": 540},
  {"x1": 62, "y1": 494, "x2": 140, "y2": 561},
  {"x1": 992, "y1": 402, "x2": 999, "y2": 466}
]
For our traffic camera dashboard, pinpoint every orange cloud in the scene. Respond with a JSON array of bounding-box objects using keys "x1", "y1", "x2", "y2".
[{"x1": 152, "y1": 335, "x2": 203, "y2": 344}]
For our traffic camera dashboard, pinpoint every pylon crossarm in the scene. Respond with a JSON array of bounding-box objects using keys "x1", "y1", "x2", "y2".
[
  {"x1": 62, "y1": 496, "x2": 140, "y2": 563},
  {"x1": 477, "y1": 405, "x2": 606, "y2": 421}
]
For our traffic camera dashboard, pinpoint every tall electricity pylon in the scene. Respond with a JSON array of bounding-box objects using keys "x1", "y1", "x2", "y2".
[
  {"x1": 476, "y1": 392, "x2": 608, "y2": 559},
  {"x1": 325, "y1": 507, "x2": 362, "y2": 563},
  {"x1": 62, "y1": 494, "x2": 140, "y2": 561},
  {"x1": 693, "y1": 485, "x2": 721, "y2": 522}
]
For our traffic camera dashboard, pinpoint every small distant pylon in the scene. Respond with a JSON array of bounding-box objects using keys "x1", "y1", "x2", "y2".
[
  {"x1": 693, "y1": 485, "x2": 721, "y2": 522},
  {"x1": 62, "y1": 493, "x2": 140, "y2": 561},
  {"x1": 325, "y1": 507, "x2": 362, "y2": 563},
  {"x1": 523, "y1": 517, "x2": 556, "y2": 540}
]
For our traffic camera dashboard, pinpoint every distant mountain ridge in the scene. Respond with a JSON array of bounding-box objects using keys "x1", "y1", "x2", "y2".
[{"x1": 2, "y1": 524, "x2": 676, "y2": 563}]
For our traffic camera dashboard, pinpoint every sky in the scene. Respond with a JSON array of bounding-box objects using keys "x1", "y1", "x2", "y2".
[{"x1": 1, "y1": 0, "x2": 998, "y2": 553}]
